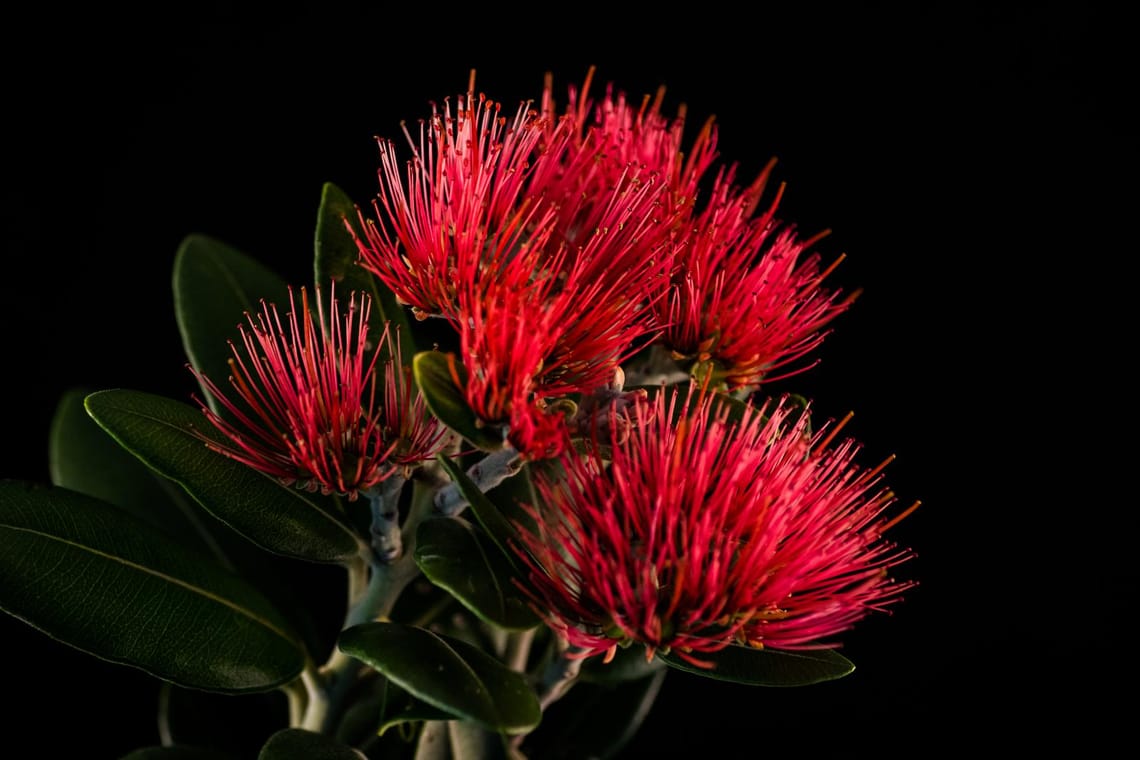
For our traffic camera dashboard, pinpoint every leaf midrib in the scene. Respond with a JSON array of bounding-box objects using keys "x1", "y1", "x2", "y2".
[{"x1": 0, "y1": 523, "x2": 300, "y2": 647}]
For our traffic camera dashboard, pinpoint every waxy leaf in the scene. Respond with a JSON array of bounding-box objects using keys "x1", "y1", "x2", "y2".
[
  {"x1": 314, "y1": 181, "x2": 418, "y2": 360},
  {"x1": 258, "y1": 728, "x2": 367, "y2": 759},
  {"x1": 434, "y1": 454, "x2": 522, "y2": 571},
  {"x1": 173, "y1": 234, "x2": 290, "y2": 417},
  {"x1": 413, "y1": 352, "x2": 506, "y2": 452},
  {"x1": 332, "y1": 673, "x2": 453, "y2": 745},
  {"x1": 84, "y1": 389, "x2": 366, "y2": 564},
  {"x1": 338, "y1": 622, "x2": 540, "y2": 734},
  {"x1": 50, "y1": 388, "x2": 216, "y2": 558},
  {"x1": 377, "y1": 701, "x2": 456, "y2": 738},
  {"x1": 659, "y1": 644, "x2": 854, "y2": 686},
  {"x1": 415, "y1": 517, "x2": 540, "y2": 631},
  {"x1": 56, "y1": 389, "x2": 339, "y2": 657},
  {"x1": 0, "y1": 480, "x2": 306, "y2": 693}
]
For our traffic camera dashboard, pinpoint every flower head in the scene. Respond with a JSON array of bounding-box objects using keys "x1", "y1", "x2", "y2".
[
  {"x1": 189, "y1": 285, "x2": 446, "y2": 500},
  {"x1": 352, "y1": 84, "x2": 564, "y2": 319},
  {"x1": 658, "y1": 161, "x2": 853, "y2": 389},
  {"x1": 512, "y1": 386, "x2": 916, "y2": 666}
]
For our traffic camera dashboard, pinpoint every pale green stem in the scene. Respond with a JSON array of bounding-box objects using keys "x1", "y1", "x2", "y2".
[
  {"x1": 318, "y1": 480, "x2": 437, "y2": 733},
  {"x1": 433, "y1": 446, "x2": 522, "y2": 516},
  {"x1": 505, "y1": 628, "x2": 537, "y2": 673},
  {"x1": 299, "y1": 666, "x2": 328, "y2": 733},
  {"x1": 369, "y1": 475, "x2": 406, "y2": 562},
  {"x1": 534, "y1": 640, "x2": 585, "y2": 711},
  {"x1": 281, "y1": 676, "x2": 307, "y2": 729}
]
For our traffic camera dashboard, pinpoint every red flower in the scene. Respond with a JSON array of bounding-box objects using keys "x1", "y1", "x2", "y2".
[
  {"x1": 189, "y1": 286, "x2": 446, "y2": 500},
  {"x1": 659, "y1": 161, "x2": 853, "y2": 388},
  {"x1": 352, "y1": 84, "x2": 565, "y2": 319},
  {"x1": 512, "y1": 386, "x2": 916, "y2": 666}
]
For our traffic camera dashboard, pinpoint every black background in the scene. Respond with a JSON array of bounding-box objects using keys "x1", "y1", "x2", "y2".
[{"x1": 2, "y1": 4, "x2": 1132, "y2": 757}]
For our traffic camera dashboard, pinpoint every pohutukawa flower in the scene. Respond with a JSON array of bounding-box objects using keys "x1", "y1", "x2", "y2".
[
  {"x1": 189, "y1": 286, "x2": 446, "y2": 501},
  {"x1": 535, "y1": 66, "x2": 720, "y2": 235},
  {"x1": 659, "y1": 162, "x2": 854, "y2": 388},
  {"x1": 512, "y1": 386, "x2": 917, "y2": 667},
  {"x1": 453, "y1": 222, "x2": 667, "y2": 460},
  {"x1": 352, "y1": 77, "x2": 568, "y2": 320}
]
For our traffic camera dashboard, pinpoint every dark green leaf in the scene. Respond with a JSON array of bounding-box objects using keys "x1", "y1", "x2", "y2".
[
  {"x1": 331, "y1": 674, "x2": 447, "y2": 752},
  {"x1": 378, "y1": 701, "x2": 456, "y2": 738},
  {"x1": 56, "y1": 389, "x2": 342, "y2": 658},
  {"x1": 338, "y1": 622, "x2": 540, "y2": 734},
  {"x1": 84, "y1": 389, "x2": 366, "y2": 564},
  {"x1": 415, "y1": 517, "x2": 540, "y2": 631},
  {"x1": 579, "y1": 643, "x2": 666, "y2": 684},
  {"x1": 173, "y1": 234, "x2": 290, "y2": 417},
  {"x1": 659, "y1": 644, "x2": 854, "y2": 686},
  {"x1": 258, "y1": 728, "x2": 367, "y2": 759},
  {"x1": 0, "y1": 480, "x2": 306, "y2": 693},
  {"x1": 520, "y1": 669, "x2": 666, "y2": 760},
  {"x1": 50, "y1": 388, "x2": 216, "y2": 558},
  {"x1": 433, "y1": 454, "x2": 521, "y2": 571},
  {"x1": 120, "y1": 748, "x2": 240, "y2": 760},
  {"x1": 314, "y1": 181, "x2": 418, "y2": 360},
  {"x1": 413, "y1": 352, "x2": 505, "y2": 452}
]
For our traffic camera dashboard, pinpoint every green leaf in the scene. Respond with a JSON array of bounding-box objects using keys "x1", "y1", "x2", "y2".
[
  {"x1": 0, "y1": 480, "x2": 306, "y2": 693},
  {"x1": 83, "y1": 389, "x2": 366, "y2": 564},
  {"x1": 433, "y1": 454, "x2": 522, "y2": 570},
  {"x1": 338, "y1": 622, "x2": 540, "y2": 735},
  {"x1": 314, "y1": 181, "x2": 418, "y2": 360},
  {"x1": 50, "y1": 388, "x2": 216, "y2": 557},
  {"x1": 415, "y1": 517, "x2": 540, "y2": 631},
  {"x1": 173, "y1": 234, "x2": 290, "y2": 417},
  {"x1": 331, "y1": 674, "x2": 450, "y2": 752},
  {"x1": 413, "y1": 351, "x2": 505, "y2": 452},
  {"x1": 520, "y1": 669, "x2": 666, "y2": 760},
  {"x1": 377, "y1": 701, "x2": 456, "y2": 738},
  {"x1": 659, "y1": 644, "x2": 854, "y2": 686},
  {"x1": 55, "y1": 389, "x2": 341, "y2": 657},
  {"x1": 258, "y1": 728, "x2": 367, "y2": 759},
  {"x1": 120, "y1": 748, "x2": 240, "y2": 760}
]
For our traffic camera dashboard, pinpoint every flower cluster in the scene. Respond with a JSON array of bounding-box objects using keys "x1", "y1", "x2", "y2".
[
  {"x1": 349, "y1": 69, "x2": 849, "y2": 459},
  {"x1": 189, "y1": 67, "x2": 915, "y2": 664},
  {"x1": 513, "y1": 386, "x2": 916, "y2": 666}
]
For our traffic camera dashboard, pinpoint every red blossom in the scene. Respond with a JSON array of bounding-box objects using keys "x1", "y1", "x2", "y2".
[
  {"x1": 352, "y1": 85, "x2": 566, "y2": 319},
  {"x1": 511, "y1": 386, "x2": 916, "y2": 666},
  {"x1": 658, "y1": 160, "x2": 853, "y2": 388},
  {"x1": 189, "y1": 286, "x2": 446, "y2": 500}
]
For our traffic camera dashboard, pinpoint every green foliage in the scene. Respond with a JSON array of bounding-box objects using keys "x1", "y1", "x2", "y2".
[
  {"x1": 259, "y1": 728, "x2": 368, "y2": 759},
  {"x1": 3, "y1": 159, "x2": 892, "y2": 759},
  {"x1": 413, "y1": 352, "x2": 506, "y2": 452},
  {"x1": 313, "y1": 182, "x2": 418, "y2": 361},
  {"x1": 414, "y1": 516, "x2": 540, "y2": 631},
  {"x1": 337, "y1": 622, "x2": 541, "y2": 735},
  {"x1": 0, "y1": 480, "x2": 306, "y2": 693},
  {"x1": 659, "y1": 645, "x2": 855, "y2": 686},
  {"x1": 84, "y1": 389, "x2": 367, "y2": 564},
  {"x1": 173, "y1": 234, "x2": 290, "y2": 417}
]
